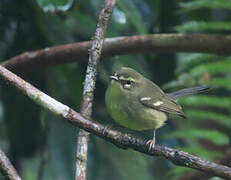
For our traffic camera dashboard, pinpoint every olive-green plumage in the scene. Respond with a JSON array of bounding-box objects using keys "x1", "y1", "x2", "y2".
[{"x1": 105, "y1": 67, "x2": 212, "y2": 148}]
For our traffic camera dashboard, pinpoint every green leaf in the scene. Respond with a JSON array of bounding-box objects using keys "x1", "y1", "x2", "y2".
[
  {"x1": 166, "y1": 129, "x2": 229, "y2": 145},
  {"x1": 185, "y1": 109, "x2": 231, "y2": 128},
  {"x1": 166, "y1": 166, "x2": 191, "y2": 180},
  {"x1": 180, "y1": 95, "x2": 230, "y2": 109},
  {"x1": 176, "y1": 53, "x2": 219, "y2": 74},
  {"x1": 208, "y1": 78, "x2": 231, "y2": 91},
  {"x1": 176, "y1": 21, "x2": 231, "y2": 32},
  {"x1": 190, "y1": 59, "x2": 231, "y2": 76},
  {"x1": 36, "y1": 0, "x2": 74, "y2": 13},
  {"x1": 117, "y1": 0, "x2": 147, "y2": 34},
  {"x1": 179, "y1": 0, "x2": 231, "y2": 12}
]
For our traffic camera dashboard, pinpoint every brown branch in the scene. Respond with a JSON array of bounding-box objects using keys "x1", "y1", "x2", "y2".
[
  {"x1": 0, "y1": 66, "x2": 231, "y2": 179},
  {"x1": 3, "y1": 34, "x2": 231, "y2": 72},
  {"x1": 178, "y1": 151, "x2": 231, "y2": 180},
  {"x1": 0, "y1": 147, "x2": 21, "y2": 180},
  {"x1": 76, "y1": 0, "x2": 116, "y2": 180}
]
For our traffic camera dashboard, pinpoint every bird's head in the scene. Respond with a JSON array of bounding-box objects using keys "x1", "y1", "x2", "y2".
[{"x1": 109, "y1": 67, "x2": 144, "y2": 94}]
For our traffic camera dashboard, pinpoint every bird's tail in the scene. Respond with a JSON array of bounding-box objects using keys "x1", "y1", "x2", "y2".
[{"x1": 167, "y1": 85, "x2": 213, "y2": 100}]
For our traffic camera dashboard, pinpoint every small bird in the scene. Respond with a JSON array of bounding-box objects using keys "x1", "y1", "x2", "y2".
[{"x1": 105, "y1": 67, "x2": 212, "y2": 150}]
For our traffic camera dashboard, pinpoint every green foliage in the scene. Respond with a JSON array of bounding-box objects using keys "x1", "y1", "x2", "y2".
[
  {"x1": 208, "y1": 78, "x2": 231, "y2": 91},
  {"x1": 117, "y1": 0, "x2": 148, "y2": 34},
  {"x1": 179, "y1": 0, "x2": 231, "y2": 12},
  {"x1": 180, "y1": 95, "x2": 230, "y2": 109},
  {"x1": 90, "y1": 139, "x2": 153, "y2": 180},
  {"x1": 36, "y1": 0, "x2": 74, "y2": 12},
  {"x1": 166, "y1": 129, "x2": 229, "y2": 145},
  {"x1": 166, "y1": 0, "x2": 231, "y2": 178},
  {"x1": 1, "y1": 0, "x2": 231, "y2": 180},
  {"x1": 190, "y1": 59, "x2": 231, "y2": 76},
  {"x1": 176, "y1": 53, "x2": 220, "y2": 74},
  {"x1": 180, "y1": 146, "x2": 222, "y2": 161},
  {"x1": 166, "y1": 166, "x2": 191, "y2": 180},
  {"x1": 185, "y1": 109, "x2": 231, "y2": 128},
  {"x1": 176, "y1": 21, "x2": 231, "y2": 32}
]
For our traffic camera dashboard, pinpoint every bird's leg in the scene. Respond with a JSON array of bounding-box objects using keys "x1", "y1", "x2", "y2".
[{"x1": 146, "y1": 129, "x2": 156, "y2": 150}]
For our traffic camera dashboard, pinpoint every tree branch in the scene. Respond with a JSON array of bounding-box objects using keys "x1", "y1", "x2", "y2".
[
  {"x1": 178, "y1": 151, "x2": 231, "y2": 180},
  {"x1": 0, "y1": 147, "x2": 21, "y2": 180},
  {"x1": 0, "y1": 66, "x2": 231, "y2": 179},
  {"x1": 76, "y1": 0, "x2": 116, "y2": 179},
  {"x1": 3, "y1": 34, "x2": 231, "y2": 72}
]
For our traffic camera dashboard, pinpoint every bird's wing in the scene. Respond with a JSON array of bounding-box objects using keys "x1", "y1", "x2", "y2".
[{"x1": 139, "y1": 94, "x2": 186, "y2": 118}]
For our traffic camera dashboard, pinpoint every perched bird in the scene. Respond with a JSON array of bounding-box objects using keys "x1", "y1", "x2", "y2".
[{"x1": 105, "y1": 67, "x2": 212, "y2": 150}]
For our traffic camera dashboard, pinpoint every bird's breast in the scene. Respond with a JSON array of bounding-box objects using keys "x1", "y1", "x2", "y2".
[{"x1": 105, "y1": 82, "x2": 168, "y2": 131}]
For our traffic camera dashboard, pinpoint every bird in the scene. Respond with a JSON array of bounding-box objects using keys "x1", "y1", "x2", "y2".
[{"x1": 105, "y1": 67, "x2": 212, "y2": 150}]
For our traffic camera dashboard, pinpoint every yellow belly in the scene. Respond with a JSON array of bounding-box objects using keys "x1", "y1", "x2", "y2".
[{"x1": 107, "y1": 100, "x2": 168, "y2": 131}]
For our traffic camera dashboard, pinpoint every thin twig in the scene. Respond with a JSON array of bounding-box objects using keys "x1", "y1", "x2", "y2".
[
  {"x1": 0, "y1": 147, "x2": 21, "y2": 180},
  {"x1": 76, "y1": 0, "x2": 116, "y2": 180},
  {"x1": 2, "y1": 34, "x2": 231, "y2": 72},
  {"x1": 0, "y1": 65, "x2": 231, "y2": 179}
]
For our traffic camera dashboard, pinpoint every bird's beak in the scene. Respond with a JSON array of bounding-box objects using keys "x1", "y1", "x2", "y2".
[{"x1": 110, "y1": 75, "x2": 119, "y2": 81}]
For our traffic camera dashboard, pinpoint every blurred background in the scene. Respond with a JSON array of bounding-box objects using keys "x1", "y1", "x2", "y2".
[{"x1": 0, "y1": 0, "x2": 231, "y2": 179}]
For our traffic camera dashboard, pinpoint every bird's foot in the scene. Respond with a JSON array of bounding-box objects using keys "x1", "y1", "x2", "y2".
[
  {"x1": 103, "y1": 124, "x2": 113, "y2": 136},
  {"x1": 146, "y1": 139, "x2": 155, "y2": 151}
]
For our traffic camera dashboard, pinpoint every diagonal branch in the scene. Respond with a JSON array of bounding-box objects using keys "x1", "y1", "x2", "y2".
[
  {"x1": 0, "y1": 147, "x2": 21, "y2": 180},
  {"x1": 76, "y1": 0, "x2": 116, "y2": 180},
  {"x1": 3, "y1": 34, "x2": 231, "y2": 72},
  {"x1": 178, "y1": 151, "x2": 231, "y2": 180},
  {"x1": 0, "y1": 65, "x2": 230, "y2": 179}
]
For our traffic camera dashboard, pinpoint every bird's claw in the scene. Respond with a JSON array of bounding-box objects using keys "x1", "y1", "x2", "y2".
[
  {"x1": 146, "y1": 140, "x2": 155, "y2": 151},
  {"x1": 103, "y1": 124, "x2": 113, "y2": 136}
]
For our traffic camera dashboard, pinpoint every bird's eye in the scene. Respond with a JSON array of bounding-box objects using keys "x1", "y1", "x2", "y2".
[
  {"x1": 121, "y1": 80, "x2": 132, "y2": 89},
  {"x1": 121, "y1": 80, "x2": 131, "y2": 85},
  {"x1": 125, "y1": 80, "x2": 131, "y2": 85}
]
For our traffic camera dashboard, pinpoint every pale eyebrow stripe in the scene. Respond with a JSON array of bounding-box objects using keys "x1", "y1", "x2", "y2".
[{"x1": 119, "y1": 76, "x2": 136, "y2": 82}]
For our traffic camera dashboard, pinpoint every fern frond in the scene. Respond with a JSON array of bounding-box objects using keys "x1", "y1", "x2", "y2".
[
  {"x1": 176, "y1": 53, "x2": 220, "y2": 73},
  {"x1": 166, "y1": 129, "x2": 229, "y2": 145},
  {"x1": 190, "y1": 59, "x2": 231, "y2": 76},
  {"x1": 179, "y1": 0, "x2": 231, "y2": 12},
  {"x1": 207, "y1": 78, "x2": 231, "y2": 91},
  {"x1": 185, "y1": 109, "x2": 231, "y2": 128},
  {"x1": 180, "y1": 95, "x2": 230, "y2": 109},
  {"x1": 176, "y1": 21, "x2": 231, "y2": 32}
]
